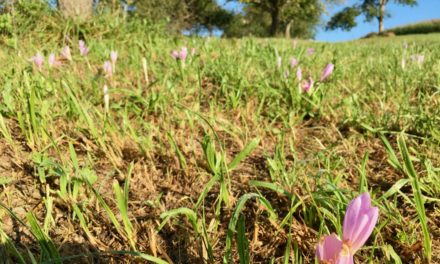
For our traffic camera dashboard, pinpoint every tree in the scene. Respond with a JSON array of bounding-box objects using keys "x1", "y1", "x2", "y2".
[
  {"x1": 127, "y1": 0, "x2": 232, "y2": 34},
  {"x1": 231, "y1": 0, "x2": 325, "y2": 37},
  {"x1": 58, "y1": 0, "x2": 93, "y2": 19},
  {"x1": 327, "y1": 0, "x2": 417, "y2": 33}
]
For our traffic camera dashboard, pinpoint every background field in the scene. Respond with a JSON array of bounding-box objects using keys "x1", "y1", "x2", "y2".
[{"x1": 0, "y1": 12, "x2": 439, "y2": 263}]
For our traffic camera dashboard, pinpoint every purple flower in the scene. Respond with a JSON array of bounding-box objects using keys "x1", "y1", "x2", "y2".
[
  {"x1": 79, "y1": 40, "x2": 89, "y2": 56},
  {"x1": 342, "y1": 193, "x2": 379, "y2": 252},
  {"x1": 307, "y1": 48, "x2": 315, "y2": 55},
  {"x1": 110, "y1": 51, "x2": 118, "y2": 64},
  {"x1": 179, "y1": 47, "x2": 188, "y2": 61},
  {"x1": 171, "y1": 50, "x2": 179, "y2": 59},
  {"x1": 171, "y1": 47, "x2": 189, "y2": 61},
  {"x1": 302, "y1": 77, "x2": 314, "y2": 93},
  {"x1": 290, "y1": 57, "x2": 298, "y2": 68},
  {"x1": 103, "y1": 60, "x2": 113, "y2": 78},
  {"x1": 316, "y1": 233, "x2": 343, "y2": 263},
  {"x1": 48, "y1": 53, "x2": 61, "y2": 68},
  {"x1": 296, "y1": 67, "x2": 302, "y2": 81},
  {"x1": 30, "y1": 52, "x2": 44, "y2": 70},
  {"x1": 61, "y1": 46, "x2": 72, "y2": 61},
  {"x1": 316, "y1": 193, "x2": 379, "y2": 264},
  {"x1": 320, "y1": 63, "x2": 334, "y2": 82}
]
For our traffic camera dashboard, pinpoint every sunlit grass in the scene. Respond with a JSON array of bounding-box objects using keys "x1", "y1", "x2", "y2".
[{"x1": 0, "y1": 27, "x2": 439, "y2": 263}]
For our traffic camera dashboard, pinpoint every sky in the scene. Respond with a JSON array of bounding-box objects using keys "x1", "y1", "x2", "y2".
[{"x1": 218, "y1": 0, "x2": 440, "y2": 42}]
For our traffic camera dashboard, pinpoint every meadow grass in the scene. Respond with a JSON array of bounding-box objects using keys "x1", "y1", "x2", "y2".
[{"x1": 0, "y1": 25, "x2": 439, "y2": 263}]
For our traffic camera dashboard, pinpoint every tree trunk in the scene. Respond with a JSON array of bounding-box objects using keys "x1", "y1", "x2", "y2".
[
  {"x1": 58, "y1": 0, "x2": 93, "y2": 20},
  {"x1": 285, "y1": 19, "x2": 293, "y2": 38},
  {"x1": 269, "y1": 0, "x2": 280, "y2": 37},
  {"x1": 378, "y1": 0, "x2": 385, "y2": 33}
]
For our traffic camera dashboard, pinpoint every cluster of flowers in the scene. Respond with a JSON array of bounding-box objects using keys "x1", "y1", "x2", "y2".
[
  {"x1": 30, "y1": 41, "x2": 89, "y2": 70},
  {"x1": 278, "y1": 53, "x2": 334, "y2": 93},
  {"x1": 30, "y1": 40, "x2": 117, "y2": 114},
  {"x1": 170, "y1": 46, "x2": 196, "y2": 66}
]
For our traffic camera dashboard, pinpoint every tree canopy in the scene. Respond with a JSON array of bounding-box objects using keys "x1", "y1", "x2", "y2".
[{"x1": 327, "y1": 0, "x2": 417, "y2": 33}]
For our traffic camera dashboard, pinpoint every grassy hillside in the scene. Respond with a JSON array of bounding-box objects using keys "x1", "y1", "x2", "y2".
[
  {"x1": 388, "y1": 19, "x2": 440, "y2": 36},
  {"x1": 0, "y1": 20, "x2": 439, "y2": 264}
]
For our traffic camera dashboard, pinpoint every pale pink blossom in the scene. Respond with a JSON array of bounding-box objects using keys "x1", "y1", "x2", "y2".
[
  {"x1": 296, "y1": 67, "x2": 302, "y2": 81},
  {"x1": 61, "y1": 46, "x2": 72, "y2": 61},
  {"x1": 320, "y1": 63, "x2": 334, "y2": 81},
  {"x1": 302, "y1": 77, "x2": 314, "y2": 93},
  {"x1": 103, "y1": 85, "x2": 109, "y2": 113},
  {"x1": 79, "y1": 40, "x2": 89, "y2": 56},
  {"x1": 316, "y1": 193, "x2": 379, "y2": 264},
  {"x1": 48, "y1": 53, "x2": 61, "y2": 68},
  {"x1": 179, "y1": 47, "x2": 188, "y2": 61},
  {"x1": 30, "y1": 52, "x2": 44, "y2": 71},
  {"x1": 103, "y1": 61, "x2": 113, "y2": 78},
  {"x1": 290, "y1": 57, "x2": 298, "y2": 68}
]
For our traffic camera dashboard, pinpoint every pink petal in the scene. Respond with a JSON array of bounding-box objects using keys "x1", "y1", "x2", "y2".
[
  {"x1": 290, "y1": 57, "x2": 298, "y2": 68},
  {"x1": 110, "y1": 51, "x2": 118, "y2": 63},
  {"x1": 351, "y1": 207, "x2": 379, "y2": 251},
  {"x1": 171, "y1": 50, "x2": 179, "y2": 59},
  {"x1": 343, "y1": 194, "x2": 364, "y2": 241},
  {"x1": 343, "y1": 193, "x2": 379, "y2": 252},
  {"x1": 296, "y1": 67, "x2": 302, "y2": 81},
  {"x1": 335, "y1": 253, "x2": 354, "y2": 264},
  {"x1": 179, "y1": 47, "x2": 188, "y2": 60},
  {"x1": 320, "y1": 63, "x2": 334, "y2": 81},
  {"x1": 302, "y1": 77, "x2": 314, "y2": 93},
  {"x1": 316, "y1": 233, "x2": 342, "y2": 262}
]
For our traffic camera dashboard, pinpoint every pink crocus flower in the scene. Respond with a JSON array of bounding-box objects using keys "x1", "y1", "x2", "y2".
[
  {"x1": 30, "y1": 53, "x2": 44, "y2": 70},
  {"x1": 171, "y1": 50, "x2": 179, "y2": 59},
  {"x1": 296, "y1": 67, "x2": 302, "y2": 81},
  {"x1": 48, "y1": 53, "x2": 56, "y2": 67},
  {"x1": 290, "y1": 57, "x2": 298, "y2": 68},
  {"x1": 307, "y1": 48, "x2": 315, "y2": 55},
  {"x1": 103, "y1": 61, "x2": 113, "y2": 78},
  {"x1": 316, "y1": 193, "x2": 379, "y2": 264},
  {"x1": 48, "y1": 53, "x2": 61, "y2": 68},
  {"x1": 110, "y1": 51, "x2": 118, "y2": 64},
  {"x1": 110, "y1": 51, "x2": 118, "y2": 72},
  {"x1": 302, "y1": 77, "x2": 314, "y2": 93},
  {"x1": 61, "y1": 46, "x2": 72, "y2": 61},
  {"x1": 179, "y1": 47, "x2": 188, "y2": 61},
  {"x1": 320, "y1": 63, "x2": 334, "y2": 81},
  {"x1": 79, "y1": 40, "x2": 89, "y2": 56}
]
